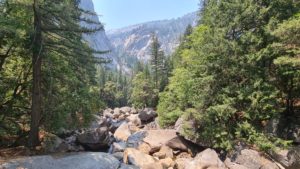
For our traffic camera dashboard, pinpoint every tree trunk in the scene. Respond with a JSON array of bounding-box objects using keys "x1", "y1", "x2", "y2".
[{"x1": 28, "y1": 0, "x2": 42, "y2": 148}]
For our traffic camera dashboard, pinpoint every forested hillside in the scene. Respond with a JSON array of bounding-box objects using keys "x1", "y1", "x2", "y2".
[{"x1": 157, "y1": 0, "x2": 300, "y2": 151}]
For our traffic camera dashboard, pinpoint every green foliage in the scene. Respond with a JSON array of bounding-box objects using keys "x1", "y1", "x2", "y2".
[
  {"x1": 0, "y1": 0, "x2": 107, "y2": 146},
  {"x1": 130, "y1": 72, "x2": 158, "y2": 108},
  {"x1": 158, "y1": 0, "x2": 300, "y2": 151}
]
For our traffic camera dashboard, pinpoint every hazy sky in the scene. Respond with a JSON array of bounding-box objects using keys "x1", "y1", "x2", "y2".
[{"x1": 92, "y1": 0, "x2": 199, "y2": 30}]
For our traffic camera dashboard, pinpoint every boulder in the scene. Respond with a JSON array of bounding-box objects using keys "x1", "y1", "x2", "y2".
[
  {"x1": 130, "y1": 108, "x2": 138, "y2": 114},
  {"x1": 139, "y1": 108, "x2": 157, "y2": 122},
  {"x1": 141, "y1": 162, "x2": 163, "y2": 169},
  {"x1": 224, "y1": 158, "x2": 248, "y2": 169},
  {"x1": 103, "y1": 109, "x2": 114, "y2": 119},
  {"x1": 287, "y1": 147, "x2": 300, "y2": 169},
  {"x1": 175, "y1": 158, "x2": 192, "y2": 169},
  {"x1": 174, "y1": 117, "x2": 183, "y2": 133},
  {"x1": 186, "y1": 148, "x2": 226, "y2": 169},
  {"x1": 127, "y1": 131, "x2": 147, "y2": 148},
  {"x1": 112, "y1": 152, "x2": 124, "y2": 161},
  {"x1": 126, "y1": 114, "x2": 142, "y2": 127},
  {"x1": 114, "y1": 123, "x2": 131, "y2": 142},
  {"x1": 230, "y1": 149, "x2": 279, "y2": 169},
  {"x1": 77, "y1": 127, "x2": 110, "y2": 150},
  {"x1": 137, "y1": 142, "x2": 151, "y2": 154},
  {"x1": 166, "y1": 136, "x2": 189, "y2": 152},
  {"x1": 113, "y1": 108, "x2": 121, "y2": 119},
  {"x1": 159, "y1": 157, "x2": 175, "y2": 168},
  {"x1": 120, "y1": 107, "x2": 132, "y2": 114},
  {"x1": 143, "y1": 130, "x2": 177, "y2": 153},
  {"x1": 109, "y1": 120, "x2": 124, "y2": 133},
  {"x1": 119, "y1": 163, "x2": 139, "y2": 169},
  {"x1": 89, "y1": 115, "x2": 108, "y2": 129},
  {"x1": 123, "y1": 148, "x2": 157, "y2": 167},
  {"x1": 110, "y1": 142, "x2": 127, "y2": 153},
  {"x1": 153, "y1": 146, "x2": 173, "y2": 159},
  {"x1": 143, "y1": 120, "x2": 160, "y2": 130},
  {"x1": 41, "y1": 133, "x2": 66, "y2": 153},
  {"x1": 0, "y1": 153, "x2": 120, "y2": 169}
]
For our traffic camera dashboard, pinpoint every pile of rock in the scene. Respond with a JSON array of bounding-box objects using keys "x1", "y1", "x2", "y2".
[{"x1": 2, "y1": 107, "x2": 299, "y2": 169}]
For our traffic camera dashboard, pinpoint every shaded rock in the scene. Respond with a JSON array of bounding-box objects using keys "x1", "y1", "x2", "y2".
[
  {"x1": 124, "y1": 148, "x2": 157, "y2": 167},
  {"x1": 143, "y1": 119, "x2": 160, "y2": 130},
  {"x1": 174, "y1": 117, "x2": 183, "y2": 133},
  {"x1": 77, "y1": 127, "x2": 110, "y2": 150},
  {"x1": 109, "y1": 120, "x2": 124, "y2": 133},
  {"x1": 127, "y1": 131, "x2": 147, "y2": 148},
  {"x1": 114, "y1": 123, "x2": 131, "y2": 142},
  {"x1": 112, "y1": 152, "x2": 124, "y2": 161},
  {"x1": 41, "y1": 133, "x2": 65, "y2": 153},
  {"x1": 89, "y1": 115, "x2": 107, "y2": 129},
  {"x1": 0, "y1": 152, "x2": 120, "y2": 169},
  {"x1": 139, "y1": 108, "x2": 157, "y2": 122},
  {"x1": 186, "y1": 148, "x2": 226, "y2": 169},
  {"x1": 287, "y1": 147, "x2": 300, "y2": 169},
  {"x1": 166, "y1": 136, "x2": 189, "y2": 152},
  {"x1": 110, "y1": 142, "x2": 127, "y2": 153},
  {"x1": 230, "y1": 149, "x2": 279, "y2": 169},
  {"x1": 119, "y1": 163, "x2": 139, "y2": 169}
]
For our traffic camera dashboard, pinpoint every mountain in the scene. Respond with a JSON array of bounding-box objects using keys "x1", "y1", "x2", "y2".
[
  {"x1": 107, "y1": 12, "x2": 199, "y2": 65},
  {"x1": 79, "y1": 0, "x2": 120, "y2": 69}
]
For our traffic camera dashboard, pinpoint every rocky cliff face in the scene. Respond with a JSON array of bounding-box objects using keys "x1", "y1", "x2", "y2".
[
  {"x1": 79, "y1": 0, "x2": 119, "y2": 69},
  {"x1": 107, "y1": 12, "x2": 198, "y2": 63}
]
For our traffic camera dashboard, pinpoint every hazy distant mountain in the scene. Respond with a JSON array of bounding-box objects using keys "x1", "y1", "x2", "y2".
[{"x1": 107, "y1": 12, "x2": 199, "y2": 64}]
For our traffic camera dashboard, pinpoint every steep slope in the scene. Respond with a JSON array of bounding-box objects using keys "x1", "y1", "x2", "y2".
[
  {"x1": 107, "y1": 12, "x2": 198, "y2": 64},
  {"x1": 79, "y1": 0, "x2": 119, "y2": 69}
]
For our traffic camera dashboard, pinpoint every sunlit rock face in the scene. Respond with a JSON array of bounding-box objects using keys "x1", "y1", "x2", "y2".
[
  {"x1": 107, "y1": 12, "x2": 198, "y2": 63},
  {"x1": 79, "y1": 0, "x2": 120, "y2": 69}
]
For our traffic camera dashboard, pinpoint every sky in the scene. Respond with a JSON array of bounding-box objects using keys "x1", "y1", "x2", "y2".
[{"x1": 92, "y1": 0, "x2": 199, "y2": 31}]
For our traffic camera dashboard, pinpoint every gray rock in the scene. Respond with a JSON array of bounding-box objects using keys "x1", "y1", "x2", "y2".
[
  {"x1": 1, "y1": 152, "x2": 120, "y2": 169},
  {"x1": 119, "y1": 163, "x2": 139, "y2": 169},
  {"x1": 174, "y1": 117, "x2": 183, "y2": 133},
  {"x1": 230, "y1": 149, "x2": 279, "y2": 169},
  {"x1": 77, "y1": 127, "x2": 110, "y2": 150},
  {"x1": 127, "y1": 131, "x2": 147, "y2": 148},
  {"x1": 112, "y1": 152, "x2": 124, "y2": 161},
  {"x1": 110, "y1": 142, "x2": 127, "y2": 153},
  {"x1": 287, "y1": 147, "x2": 300, "y2": 169},
  {"x1": 138, "y1": 108, "x2": 157, "y2": 122}
]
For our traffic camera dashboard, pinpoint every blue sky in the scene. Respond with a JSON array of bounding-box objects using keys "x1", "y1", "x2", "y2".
[{"x1": 92, "y1": 0, "x2": 199, "y2": 30}]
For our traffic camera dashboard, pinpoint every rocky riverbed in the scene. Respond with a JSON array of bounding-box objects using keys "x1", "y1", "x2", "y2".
[{"x1": 1, "y1": 107, "x2": 299, "y2": 169}]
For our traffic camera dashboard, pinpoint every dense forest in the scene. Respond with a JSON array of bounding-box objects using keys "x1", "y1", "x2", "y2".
[{"x1": 1, "y1": 0, "x2": 300, "y2": 163}]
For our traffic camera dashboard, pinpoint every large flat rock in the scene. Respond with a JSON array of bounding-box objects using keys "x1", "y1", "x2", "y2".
[{"x1": 1, "y1": 152, "x2": 120, "y2": 169}]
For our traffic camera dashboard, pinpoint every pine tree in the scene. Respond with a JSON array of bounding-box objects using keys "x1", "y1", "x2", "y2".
[{"x1": 150, "y1": 33, "x2": 164, "y2": 89}]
